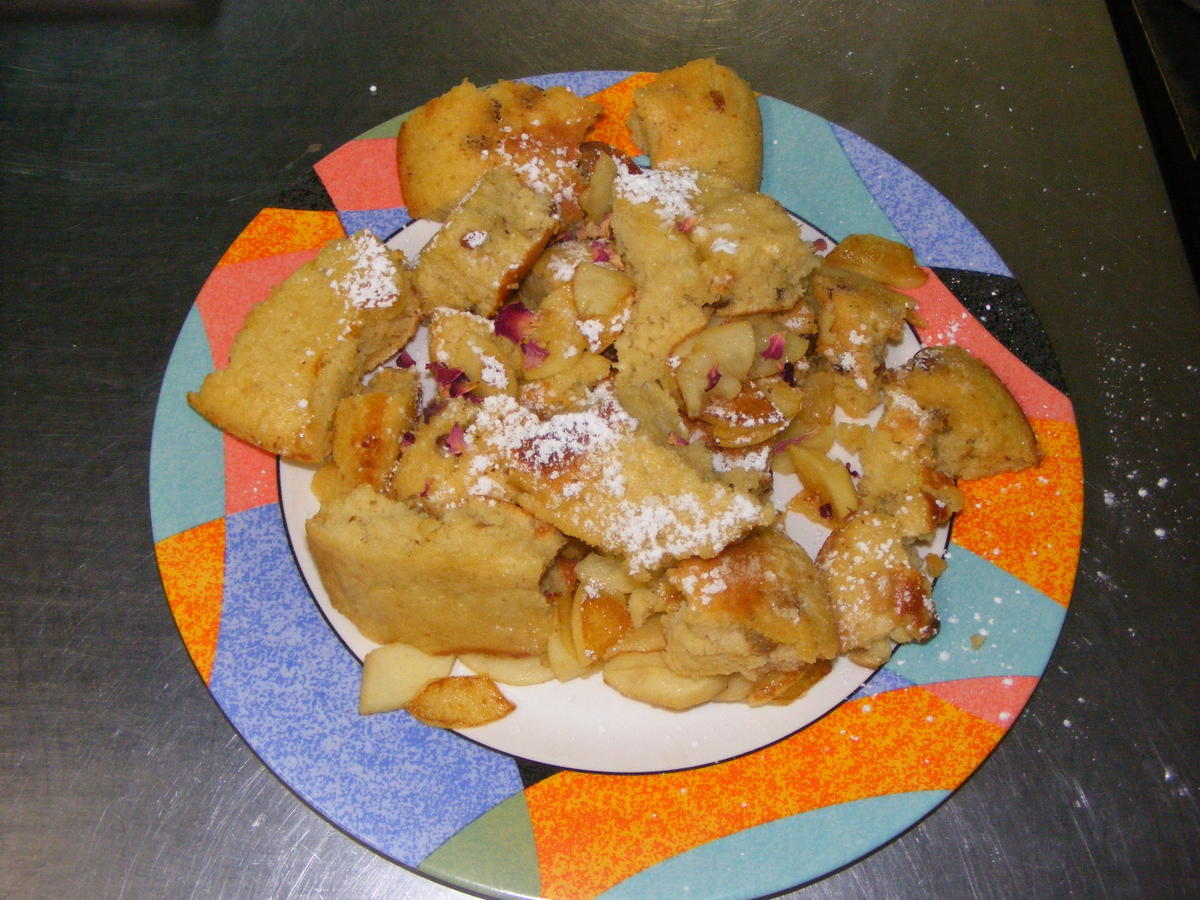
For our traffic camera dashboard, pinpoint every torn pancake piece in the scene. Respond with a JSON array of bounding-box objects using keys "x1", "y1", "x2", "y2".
[
  {"x1": 411, "y1": 167, "x2": 558, "y2": 318},
  {"x1": 662, "y1": 529, "x2": 839, "y2": 681},
  {"x1": 817, "y1": 511, "x2": 937, "y2": 668},
  {"x1": 306, "y1": 486, "x2": 565, "y2": 657},
  {"x1": 628, "y1": 57, "x2": 763, "y2": 192},
  {"x1": 471, "y1": 384, "x2": 774, "y2": 577},
  {"x1": 397, "y1": 77, "x2": 602, "y2": 221},
  {"x1": 188, "y1": 231, "x2": 418, "y2": 463}
]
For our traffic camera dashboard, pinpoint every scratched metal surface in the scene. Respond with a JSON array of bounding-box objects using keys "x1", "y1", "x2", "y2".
[{"x1": 2, "y1": 1, "x2": 1198, "y2": 897}]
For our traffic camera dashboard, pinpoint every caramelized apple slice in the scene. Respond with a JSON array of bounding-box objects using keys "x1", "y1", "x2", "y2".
[
  {"x1": 523, "y1": 286, "x2": 587, "y2": 379},
  {"x1": 406, "y1": 675, "x2": 515, "y2": 728},
  {"x1": 610, "y1": 614, "x2": 667, "y2": 654},
  {"x1": 571, "y1": 587, "x2": 634, "y2": 662},
  {"x1": 697, "y1": 382, "x2": 791, "y2": 448},
  {"x1": 825, "y1": 233, "x2": 927, "y2": 288},
  {"x1": 786, "y1": 443, "x2": 860, "y2": 524},
  {"x1": 744, "y1": 660, "x2": 833, "y2": 706}
]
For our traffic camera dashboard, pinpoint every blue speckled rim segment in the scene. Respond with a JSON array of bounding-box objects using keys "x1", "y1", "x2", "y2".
[{"x1": 150, "y1": 71, "x2": 1078, "y2": 900}]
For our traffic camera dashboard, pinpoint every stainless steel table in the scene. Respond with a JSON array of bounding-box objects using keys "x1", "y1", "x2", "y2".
[{"x1": 3, "y1": 2, "x2": 1198, "y2": 896}]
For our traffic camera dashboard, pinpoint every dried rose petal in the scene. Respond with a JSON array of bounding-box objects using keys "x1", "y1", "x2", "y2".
[
  {"x1": 591, "y1": 241, "x2": 612, "y2": 264},
  {"x1": 522, "y1": 339, "x2": 549, "y2": 370},
  {"x1": 448, "y1": 377, "x2": 478, "y2": 398},
  {"x1": 706, "y1": 362, "x2": 721, "y2": 391},
  {"x1": 401, "y1": 431, "x2": 415, "y2": 447},
  {"x1": 676, "y1": 215, "x2": 699, "y2": 234},
  {"x1": 811, "y1": 237, "x2": 829, "y2": 253},
  {"x1": 494, "y1": 302, "x2": 536, "y2": 343},
  {"x1": 667, "y1": 432, "x2": 689, "y2": 447},
  {"x1": 444, "y1": 424, "x2": 467, "y2": 456},
  {"x1": 396, "y1": 349, "x2": 416, "y2": 369},
  {"x1": 780, "y1": 360, "x2": 797, "y2": 386},
  {"x1": 818, "y1": 502, "x2": 833, "y2": 519},
  {"x1": 762, "y1": 332, "x2": 786, "y2": 360},
  {"x1": 422, "y1": 399, "x2": 446, "y2": 422},
  {"x1": 428, "y1": 361, "x2": 465, "y2": 387}
]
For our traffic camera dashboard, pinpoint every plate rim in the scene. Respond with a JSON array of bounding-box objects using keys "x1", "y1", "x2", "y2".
[{"x1": 149, "y1": 68, "x2": 1082, "y2": 900}]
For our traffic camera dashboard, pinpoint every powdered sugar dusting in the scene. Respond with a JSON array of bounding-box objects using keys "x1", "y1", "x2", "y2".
[
  {"x1": 326, "y1": 231, "x2": 399, "y2": 309},
  {"x1": 614, "y1": 167, "x2": 700, "y2": 225},
  {"x1": 472, "y1": 384, "x2": 767, "y2": 573}
]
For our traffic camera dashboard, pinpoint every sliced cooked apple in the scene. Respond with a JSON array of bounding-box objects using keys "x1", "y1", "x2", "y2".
[
  {"x1": 825, "y1": 233, "x2": 927, "y2": 289},
  {"x1": 786, "y1": 443, "x2": 860, "y2": 523},
  {"x1": 673, "y1": 347, "x2": 719, "y2": 418},
  {"x1": 713, "y1": 673, "x2": 755, "y2": 703},
  {"x1": 573, "y1": 261, "x2": 634, "y2": 319},
  {"x1": 458, "y1": 652, "x2": 555, "y2": 686},
  {"x1": 697, "y1": 383, "x2": 792, "y2": 448},
  {"x1": 745, "y1": 314, "x2": 809, "y2": 378},
  {"x1": 610, "y1": 614, "x2": 667, "y2": 654},
  {"x1": 744, "y1": 660, "x2": 833, "y2": 706},
  {"x1": 575, "y1": 552, "x2": 639, "y2": 594},
  {"x1": 406, "y1": 675, "x2": 515, "y2": 728},
  {"x1": 671, "y1": 319, "x2": 758, "y2": 418},
  {"x1": 358, "y1": 642, "x2": 456, "y2": 715},
  {"x1": 691, "y1": 319, "x2": 757, "y2": 377},
  {"x1": 571, "y1": 587, "x2": 634, "y2": 662},
  {"x1": 547, "y1": 631, "x2": 597, "y2": 681},
  {"x1": 580, "y1": 148, "x2": 619, "y2": 222},
  {"x1": 602, "y1": 651, "x2": 728, "y2": 711},
  {"x1": 523, "y1": 285, "x2": 587, "y2": 379}
]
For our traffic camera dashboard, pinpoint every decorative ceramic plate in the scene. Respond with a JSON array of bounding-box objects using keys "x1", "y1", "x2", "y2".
[{"x1": 150, "y1": 70, "x2": 1082, "y2": 899}]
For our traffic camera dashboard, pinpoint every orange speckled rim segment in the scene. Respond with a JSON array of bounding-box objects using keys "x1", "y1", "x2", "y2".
[{"x1": 149, "y1": 71, "x2": 1082, "y2": 899}]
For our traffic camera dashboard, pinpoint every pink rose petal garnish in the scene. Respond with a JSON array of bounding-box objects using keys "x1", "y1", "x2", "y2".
[
  {"x1": 448, "y1": 377, "x2": 478, "y2": 398},
  {"x1": 494, "y1": 302, "x2": 537, "y2": 343},
  {"x1": 444, "y1": 424, "x2": 467, "y2": 455},
  {"x1": 523, "y1": 339, "x2": 550, "y2": 370},
  {"x1": 762, "y1": 332, "x2": 786, "y2": 360},
  {"x1": 428, "y1": 361, "x2": 465, "y2": 387},
  {"x1": 396, "y1": 349, "x2": 416, "y2": 369},
  {"x1": 706, "y1": 362, "x2": 721, "y2": 391},
  {"x1": 676, "y1": 215, "x2": 699, "y2": 234}
]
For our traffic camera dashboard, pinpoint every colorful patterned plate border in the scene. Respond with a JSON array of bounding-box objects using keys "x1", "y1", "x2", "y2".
[{"x1": 149, "y1": 70, "x2": 1082, "y2": 899}]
